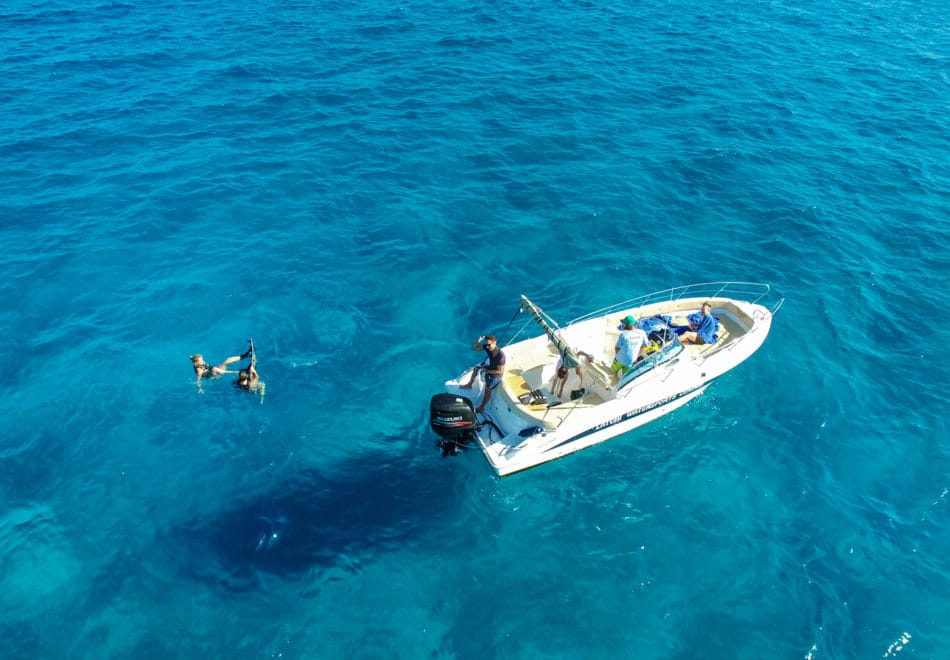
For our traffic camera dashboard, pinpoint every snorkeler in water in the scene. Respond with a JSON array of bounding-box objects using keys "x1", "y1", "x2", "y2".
[
  {"x1": 189, "y1": 339, "x2": 254, "y2": 393},
  {"x1": 234, "y1": 339, "x2": 263, "y2": 393}
]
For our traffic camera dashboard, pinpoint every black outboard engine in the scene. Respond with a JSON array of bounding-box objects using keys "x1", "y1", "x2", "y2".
[{"x1": 429, "y1": 393, "x2": 477, "y2": 456}]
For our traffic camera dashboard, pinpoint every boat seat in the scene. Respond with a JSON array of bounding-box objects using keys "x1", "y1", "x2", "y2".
[
  {"x1": 583, "y1": 359, "x2": 618, "y2": 390},
  {"x1": 697, "y1": 325, "x2": 730, "y2": 355},
  {"x1": 669, "y1": 313, "x2": 737, "y2": 357},
  {"x1": 501, "y1": 369, "x2": 550, "y2": 409},
  {"x1": 496, "y1": 369, "x2": 560, "y2": 429},
  {"x1": 501, "y1": 368, "x2": 532, "y2": 396}
]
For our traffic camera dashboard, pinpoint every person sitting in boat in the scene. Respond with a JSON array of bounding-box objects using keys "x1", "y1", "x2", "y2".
[
  {"x1": 677, "y1": 302, "x2": 720, "y2": 345},
  {"x1": 551, "y1": 350, "x2": 594, "y2": 399},
  {"x1": 612, "y1": 315, "x2": 648, "y2": 375},
  {"x1": 190, "y1": 340, "x2": 254, "y2": 393},
  {"x1": 460, "y1": 334, "x2": 506, "y2": 413}
]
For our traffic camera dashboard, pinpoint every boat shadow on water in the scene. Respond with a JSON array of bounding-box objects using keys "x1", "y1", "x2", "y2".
[{"x1": 174, "y1": 434, "x2": 464, "y2": 590}]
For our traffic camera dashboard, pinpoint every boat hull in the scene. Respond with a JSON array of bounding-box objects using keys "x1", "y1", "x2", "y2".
[{"x1": 477, "y1": 384, "x2": 709, "y2": 476}]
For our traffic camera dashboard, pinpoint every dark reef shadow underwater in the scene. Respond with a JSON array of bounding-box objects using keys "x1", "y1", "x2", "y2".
[{"x1": 172, "y1": 429, "x2": 468, "y2": 590}]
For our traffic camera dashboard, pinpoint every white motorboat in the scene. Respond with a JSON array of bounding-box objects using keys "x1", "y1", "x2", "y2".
[{"x1": 429, "y1": 282, "x2": 784, "y2": 476}]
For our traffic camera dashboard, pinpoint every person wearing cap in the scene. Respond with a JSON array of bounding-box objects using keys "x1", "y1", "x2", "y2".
[
  {"x1": 460, "y1": 334, "x2": 506, "y2": 412},
  {"x1": 612, "y1": 315, "x2": 648, "y2": 375},
  {"x1": 678, "y1": 302, "x2": 720, "y2": 345}
]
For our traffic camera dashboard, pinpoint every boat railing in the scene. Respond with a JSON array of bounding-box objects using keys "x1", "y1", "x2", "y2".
[{"x1": 566, "y1": 281, "x2": 783, "y2": 326}]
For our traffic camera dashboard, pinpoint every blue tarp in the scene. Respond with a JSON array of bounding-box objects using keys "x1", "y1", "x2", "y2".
[{"x1": 636, "y1": 315, "x2": 672, "y2": 333}]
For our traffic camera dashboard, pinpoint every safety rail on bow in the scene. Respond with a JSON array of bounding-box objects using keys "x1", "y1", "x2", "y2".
[{"x1": 566, "y1": 281, "x2": 783, "y2": 326}]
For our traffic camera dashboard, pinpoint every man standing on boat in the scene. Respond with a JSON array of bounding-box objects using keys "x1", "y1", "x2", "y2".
[
  {"x1": 612, "y1": 315, "x2": 647, "y2": 375},
  {"x1": 461, "y1": 334, "x2": 506, "y2": 413}
]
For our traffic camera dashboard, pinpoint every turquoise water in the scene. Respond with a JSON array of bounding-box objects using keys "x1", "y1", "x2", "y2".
[{"x1": 2, "y1": 0, "x2": 948, "y2": 657}]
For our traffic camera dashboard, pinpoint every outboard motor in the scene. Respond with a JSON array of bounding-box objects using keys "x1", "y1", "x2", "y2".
[{"x1": 429, "y1": 393, "x2": 477, "y2": 456}]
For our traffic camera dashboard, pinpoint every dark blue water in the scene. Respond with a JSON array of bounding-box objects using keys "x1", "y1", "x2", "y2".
[{"x1": 2, "y1": 0, "x2": 948, "y2": 657}]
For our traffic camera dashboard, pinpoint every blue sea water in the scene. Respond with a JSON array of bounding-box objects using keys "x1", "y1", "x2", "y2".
[{"x1": 2, "y1": 0, "x2": 949, "y2": 657}]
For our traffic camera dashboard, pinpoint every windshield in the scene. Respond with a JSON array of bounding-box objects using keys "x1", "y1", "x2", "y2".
[{"x1": 619, "y1": 323, "x2": 683, "y2": 388}]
